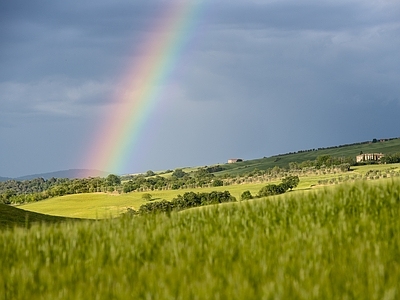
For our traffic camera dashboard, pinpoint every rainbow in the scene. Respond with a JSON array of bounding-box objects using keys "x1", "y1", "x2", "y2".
[{"x1": 83, "y1": 2, "x2": 204, "y2": 175}]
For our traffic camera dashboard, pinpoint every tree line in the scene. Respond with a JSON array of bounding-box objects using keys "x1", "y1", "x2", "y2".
[
  {"x1": 240, "y1": 176, "x2": 300, "y2": 200},
  {"x1": 3, "y1": 152, "x2": 395, "y2": 205},
  {"x1": 128, "y1": 191, "x2": 236, "y2": 215},
  {"x1": 380, "y1": 153, "x2": 400, "y2": 164}
]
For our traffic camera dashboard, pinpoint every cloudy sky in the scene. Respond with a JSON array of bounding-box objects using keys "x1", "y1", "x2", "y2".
[{"x1": 1, "y1": 0, "x2": 400, "y2": 177}]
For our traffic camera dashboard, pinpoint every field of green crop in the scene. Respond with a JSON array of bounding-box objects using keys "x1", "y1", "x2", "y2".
[{"x1": 2, "y1": 179, "x2": 400, "y2": 299}]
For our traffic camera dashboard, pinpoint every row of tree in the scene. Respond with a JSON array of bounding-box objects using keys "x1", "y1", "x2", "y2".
[
  {"x1": 0, "y1": 175, "x2": 121, "y2": 204},
  {"x1": 129, "y1": 191, "x2": 236, "y2": 215},
  {"x1": 241, "y1": 176, "x2": 300, "y2": 200},
  {"x1": 381, "y1": 153, "x2": 400, "y2": 164}
]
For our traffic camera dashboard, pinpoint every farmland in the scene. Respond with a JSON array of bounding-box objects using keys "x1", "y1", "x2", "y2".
[
  {"x1": 20, "y1": 163, "x2": 400, "y2": 219},
  {"x1": 1, "y1": 179, "x2": 400, "y2": 299},
  {"x1": 2, "y1": 140, "x2": 400, "y2": 299},
  {"x1": 218, "y1": 137, "x2": 400, "y2": 175}
]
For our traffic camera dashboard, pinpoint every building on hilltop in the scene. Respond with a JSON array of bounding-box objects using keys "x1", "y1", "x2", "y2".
[
  {"x1": 228, "y1": 158, "x2": 243, "y2": 164},
  {"x1": 356, "y1": 153, "x2": 384, "y2": 163}
]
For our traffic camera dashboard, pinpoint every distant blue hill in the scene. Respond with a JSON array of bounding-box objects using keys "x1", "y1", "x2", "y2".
[
  {"x1": 2, "y1": 169, "x2": 110, "y2": 181},
  {"x1": 0, "y1": 176, "x2": 12, "y2": 182}
]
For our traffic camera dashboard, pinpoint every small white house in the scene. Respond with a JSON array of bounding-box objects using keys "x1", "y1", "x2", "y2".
[{"x1": 228, "y1": 158, "x2": 243, "y2": 164}]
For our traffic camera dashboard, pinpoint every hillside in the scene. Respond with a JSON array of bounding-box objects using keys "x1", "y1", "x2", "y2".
[
  {"x1": 217, "y1": 137, "x2": 400, "y2": 176},
  {"x1": 0, "y1": 169, "x2": 110, "y2": 182},
  {"x1": 15, "y1": 169, "x2": 109, "y2": 180},
  {"x1": 0, "y1": 176, "x2": 12, "y2": 182},
  {"x1": 0, "y1": 203, "x2": 78, "y2": 229}
]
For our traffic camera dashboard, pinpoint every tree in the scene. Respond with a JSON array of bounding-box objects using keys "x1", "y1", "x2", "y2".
[
  {"x1": 316, "y1": 155, "x2": 332, "y2": 168},
  {"x1": 211, "y1": 179, "x2": 223, "y2": 187},
  {"x1": 142, "y1": 193, "x2": 153, "y2": 201},
  {"x1": 145, "y1": 170, "x2": 155, "y2": 177},
  {"x1": 241, "y1": 190, "x2": 253, "y2": 200},
  {"x1": 171, "y1": 169, "x2": 187, "y2": 179},
  {"x1": 289, "y1": 162, "x2": 299, "y2": 170},
  {"x1": 106, "y1": 174, "x2": 121, "y2": 186},
  {"x1": 281, "y1": 175, "x2": 300, "y2": 191},
  {"x1": 258, "y1": 184, "x2": 286, "y2": 197}
]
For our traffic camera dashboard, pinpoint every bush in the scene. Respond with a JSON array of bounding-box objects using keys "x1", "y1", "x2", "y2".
[
  {"x1": 258, "y1": 184, "x2": 286, "y2": 197},
  {"x1": 211, "y1": 179, "x2": 224, "y2": 187},
  {"x1": 241, "y1": 190, "x2": 253, "y2": 200},
  {"x1": 142, "y1": 193, "x2": 153, "y2": 201},
  {"x1": 135, "y1": 191, "x2": 236, "y2": 215},
  {"x1": 281, "y1": 175, "x2": 300, "y2": 190}
]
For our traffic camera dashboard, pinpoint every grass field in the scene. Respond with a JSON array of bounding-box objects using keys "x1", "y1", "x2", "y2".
[
  {"x1": 0, "y1": 204, "x2": 75, "y2": 229},
  {"x1": 1, "y1": 179, "x2": 400, "y2": 299},
  {"x1": 217, "y1": 138, "x2": 400, "y2": 176},
  {"x1": 20, "y1": 163, "x2": 400, "y2": 219},
  {"x1": 19, "y1": 184, "x2": 268, "y2": 219}
]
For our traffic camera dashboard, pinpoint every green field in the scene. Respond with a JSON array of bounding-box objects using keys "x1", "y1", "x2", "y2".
[
  {"x1": 2, "y1": 179, "x2": 400, "y2": 299},
  {"x1": 20, "y1": 185, "x2": 268, "y2": 219},
  {"x1": 20, "y1": 163, "x2": 400, "y2": 219},
  {"x1": 217, "y1": 138, "x2": 400, "y2": 176},
  {"x1": 0, "y1": 203, "x2": 75, "y2": 229}
]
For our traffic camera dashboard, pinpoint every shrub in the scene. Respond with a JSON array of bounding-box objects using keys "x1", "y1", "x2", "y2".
[
  {"x1": 241, "y1": 190, "x2": 253, "y2": 200},
  {"x1": 142, "y1": 193, "x2": 153, "y2": 201},
  {"x1": 136, "y1": 191, "x2": 236, "y2": 215},
  {"x1": 258, "y1": 184, "x2": 286, "y2": 197},
  {"x1": 211, "y1": 179, "x2": 224, "y2": 187}
]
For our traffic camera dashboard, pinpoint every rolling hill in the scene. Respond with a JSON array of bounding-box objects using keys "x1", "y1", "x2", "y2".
[
  {"x1": 0, "y1": 203, "x2": 80, "y2": 229},
  {"x1": 0, "y1": 176, "x2": 12, "y2": 182},
  {"x1": 0, "y1": 169, "x2": 109, "y2": 182},
  {"x1": 216, "y1": 137, "x2": 400, "y2": 176}
]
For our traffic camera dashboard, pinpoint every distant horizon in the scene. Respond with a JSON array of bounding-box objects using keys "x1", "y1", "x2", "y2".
[{"x1": 2, "y1": 135, "x2": 399, "y2": 179}]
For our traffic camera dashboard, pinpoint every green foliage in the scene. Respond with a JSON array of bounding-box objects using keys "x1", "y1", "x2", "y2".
[
  {"x1": 381, "y1": 153, "x2": 400, "y2": 164},
  {"x1": 106, "y1": 174, "x2": 121, "y2": 186},
  {"x1": 204, "y1": 165, "x2": 224, "y2": 173},
  {"x1": 281, "y1": 175, "x2": 300, "y2": 190},
  {"x1": 134, "y1": 191, "x2": 236, "y2": 215},
  {"x1": 256, "y1": 176, "x2": 300, "y2": 198},
  {"x1": 122, "y1": 180, "x2": 137, "y2": 193},
  {"x1": 145, "y1": 170, "x2": 155, "y2": 177},
  {"x1": 171, "y1": 168, "x2": 187, "y2": 178},
  {"x1": 257, "y1": 183, "x2": 286, "y2": 197},
  {"x1": 240, "y1": 190, "x2": 253, "y2": 200},
  {"x1": 141, "y1": 193, "x2": 153, "y2": 201},
  {"x1": 211, "y1": 179, "x2": 223, "y2": 187}
]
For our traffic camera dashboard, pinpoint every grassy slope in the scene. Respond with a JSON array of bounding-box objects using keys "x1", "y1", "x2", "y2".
[
  {"x1": 2, "y1": 179, "x2": 400, "y2": 299},
  {"x1": 0, "y1": 203, "x2": 75, "y2": 229},
  {"x1": 20, "y1": 185, "x2": 269, "y2": 219},
  {"x1": 20, "y1": 163, "x2": 400, "y2": 219},
  {"x1": 217, "y1": 138, "x2": 400, "y2": 176}
]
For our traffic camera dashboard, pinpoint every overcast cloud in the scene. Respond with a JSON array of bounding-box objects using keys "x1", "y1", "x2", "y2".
[{"x1": 1, "y1": 0, "x2": 400, "y2": 177}]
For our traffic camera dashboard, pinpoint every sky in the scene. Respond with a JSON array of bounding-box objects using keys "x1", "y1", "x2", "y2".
[{"x1": 1, "y1": 0, "x2": 400, "y2": 178}]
